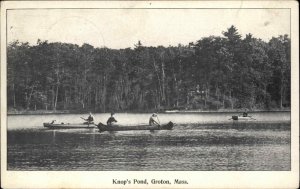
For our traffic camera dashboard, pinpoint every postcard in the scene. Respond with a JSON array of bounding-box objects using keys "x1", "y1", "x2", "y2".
[{"x1": 1, "y1": 1, "x2": 299, "y2": 188}]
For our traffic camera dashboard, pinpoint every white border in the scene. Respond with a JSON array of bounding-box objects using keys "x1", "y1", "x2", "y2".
[{"x1": 1, "y1": 1, "x2": 299, "y2": 188}]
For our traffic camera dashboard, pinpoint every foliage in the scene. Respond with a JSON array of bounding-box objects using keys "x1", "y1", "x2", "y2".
[{"x1": 7, "y1": 26, "x2": 291, "y2": 112}]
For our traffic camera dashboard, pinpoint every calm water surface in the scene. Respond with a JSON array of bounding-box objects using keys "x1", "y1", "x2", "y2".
[{"x1": 7, "y1": 112, "x2": 290, "y2": 171}]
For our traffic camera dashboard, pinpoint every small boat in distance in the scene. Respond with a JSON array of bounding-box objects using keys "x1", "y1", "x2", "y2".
[
  {"x1": 43, "y1": 122, "x2": 97, "y2": 129},
  {"x1": 231, "y1": 115, "x2": 255, "y2": 121},
  {"x1": 97, "y1": 121, "x2": 174, "y2": 132}
]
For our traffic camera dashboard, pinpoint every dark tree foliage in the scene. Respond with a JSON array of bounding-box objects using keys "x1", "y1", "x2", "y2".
[{"x1": 7, "y1": 26, "x2": 291, "y2": 112}]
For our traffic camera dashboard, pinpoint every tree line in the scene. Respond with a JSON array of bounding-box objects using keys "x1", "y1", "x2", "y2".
[{"x1": 7, "y1": 26, "x2": 291, "y2": 112}]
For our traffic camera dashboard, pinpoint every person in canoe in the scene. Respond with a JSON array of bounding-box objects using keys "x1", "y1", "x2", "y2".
[
  {"x1": 149, "y1": 113, "x2": 160, "y2": 127},
  {"x1": 81, "y1": 112, "x2": 94, "y2": 125},
  {"x1": 107, "y1": 113, "x2": 117, "y2": 126},
  {"x1": 241, "y1": 109, "x2": 248, "y2": 117}
]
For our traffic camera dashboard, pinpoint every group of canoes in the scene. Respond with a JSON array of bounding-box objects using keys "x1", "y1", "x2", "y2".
[
  {"x1": 43, "y1": 112, "x2": 174, "y2": 132},
  {"x1": 44, "y1": 111, "x2": 255, "y2": 131},
  {"x1": 80, "y1": 112, "x2": 161, "y2": 127}
]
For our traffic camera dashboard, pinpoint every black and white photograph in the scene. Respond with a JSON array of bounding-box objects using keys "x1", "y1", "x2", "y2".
[{"x1": 1, "y1": 1, "x2": 299, "y2": 188}]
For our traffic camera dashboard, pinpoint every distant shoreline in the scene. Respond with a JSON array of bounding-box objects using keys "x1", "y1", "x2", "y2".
[
  {"x1": 7, "y1": 108, "x2": 291, "y2": 115},
  {"x1": 164, "y1": 109, "x2": 291, "y2": 113}
]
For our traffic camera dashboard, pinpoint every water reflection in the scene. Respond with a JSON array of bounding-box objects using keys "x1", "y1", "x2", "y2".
[
  {"x1": 52, "y1": 130, "x2": 56, "y2": 144},
  {"x1": 7, "y1": 121, "x2": 290, "y2": 171}
]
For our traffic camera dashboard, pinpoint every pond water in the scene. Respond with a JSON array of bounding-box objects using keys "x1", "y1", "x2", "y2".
[{"x1": 7, "y1": 112, "x2": 291, "y2": 171}]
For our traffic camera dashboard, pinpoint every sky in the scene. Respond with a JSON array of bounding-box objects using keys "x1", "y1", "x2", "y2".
[{"x1": 7, "y1": 9, "x2": 290, "y2": 49}]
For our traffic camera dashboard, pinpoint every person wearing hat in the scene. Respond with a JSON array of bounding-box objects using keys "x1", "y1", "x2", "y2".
[
  {"x1": 107, "y1": 113, "x2": 117, "y2": 126},
  {"x1": 149, "y1": 113, "x2": 160, "y2": 126}
]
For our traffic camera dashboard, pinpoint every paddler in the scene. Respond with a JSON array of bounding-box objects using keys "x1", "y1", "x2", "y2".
[
  {"x1": 82, "y1": 112, "x2": 94, "y2": 125},
  {"x1": 149, "y1": 113, "x2": 160, "y2": 126},
  {"x1": 242, "y1": 109, "x2": 248, "y2": 117},
  {"x1": 107, "y1": 113, "x2": 117, "y2": 126}
]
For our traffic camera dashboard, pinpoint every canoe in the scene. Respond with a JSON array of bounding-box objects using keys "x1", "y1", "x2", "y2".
[
  {"x1": 43, "y1": 122, "x2": 97, "y2": 129},
  {"x1": 97, "y1": 121, "x2": 174, "y2": 132},
  {"x1": 231, "y1": 115, "x2": 255, "y2": 121}
]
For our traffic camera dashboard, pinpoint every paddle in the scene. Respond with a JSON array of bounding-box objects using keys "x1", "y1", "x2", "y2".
[
  {"x1": 157, "y1": 116, "x2": 161, "y2": 124},
  {"x1": 156, "y1": 116, "x2": 161, "y2": 129},
  {"x1": 80, "y1": 117, "x2": 87, "y2": 121},
  {"x1": 248, "y1": 115, "x2": 256, "y2": 120},
  {"x1": 243, "y1": 114, "x2": 256, "y2": 120},
  {"x1": 80, "y1": 117, "x2": 97, "y2": 127}
]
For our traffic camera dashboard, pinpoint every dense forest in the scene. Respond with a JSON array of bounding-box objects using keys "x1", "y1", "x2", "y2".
[{"x1": 7, "y1": 26, "x2": 291, "y2": 113}]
